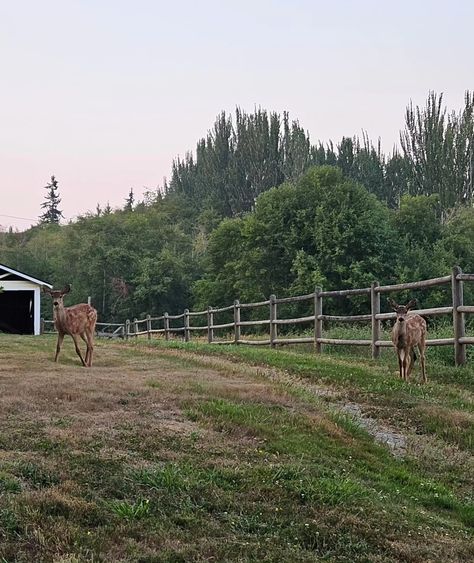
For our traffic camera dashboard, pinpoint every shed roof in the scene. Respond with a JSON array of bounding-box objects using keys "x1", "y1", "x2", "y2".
[{"x1": 0, "y1": 263, "x2": 52, "y2": 288}]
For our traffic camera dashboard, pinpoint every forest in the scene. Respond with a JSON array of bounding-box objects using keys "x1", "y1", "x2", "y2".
[{"x1": 1, "y1": 92, "x2": 473, "y2": 321}]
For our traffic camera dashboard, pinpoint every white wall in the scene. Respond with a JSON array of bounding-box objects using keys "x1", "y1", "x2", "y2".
[{"x1": 1, "y1": 280, "x2": 42, "y2": 335}]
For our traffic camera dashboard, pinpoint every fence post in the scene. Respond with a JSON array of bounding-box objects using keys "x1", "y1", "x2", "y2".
[
  {"x1": 269, "y1": 294, "x2": 277, "y2": 347},
  {"x1": 452, "y1": 265, "x2": 466, "y2": 366},
  {"x1": 234, "y1": 299, "x2": 241, "y2": 344},
  {"x1": 314, "y1": 287, "x2": 322, "y2": 353},
  {"x1": 164, "y1": 313, "x2": 170, "y2": 341},
  {"x1": 371, "y1": 281, "x2": 381, "y2": 359},
  {"x1": 147, "y1": 314, "x2": 152, "y2": 341},
  {"x1": 184, "y1": 309, "x2": 190, "y2": 342},
  {"x1": 207, "y1": 307, "x2": 214, "y2": 344},
  {"x1": 40, "y1": 318, "x2": 45, "y2": 335},
  {"x1": 134, "y1": 318, "x2": 138, "y2": 339},
  {"x1": 125, "y1": 319, "x2": 130, "y2": 341}
]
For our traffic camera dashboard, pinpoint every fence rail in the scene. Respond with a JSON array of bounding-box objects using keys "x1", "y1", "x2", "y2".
[{"x1": 41, "y1": 266, "x2": 474, "y2": 365}]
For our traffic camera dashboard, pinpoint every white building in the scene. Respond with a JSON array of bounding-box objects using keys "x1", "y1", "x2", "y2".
[{"x1": 0, "y1": 263, "x2": 52, "y2": 335}]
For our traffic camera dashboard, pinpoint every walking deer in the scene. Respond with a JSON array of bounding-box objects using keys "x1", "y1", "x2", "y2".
[
  {"x1": 388, "y1": 298, "x2": 427, "y2": 383},
  {"x1": 43, "y1": 284, "x2": 97, "y2": 367}
]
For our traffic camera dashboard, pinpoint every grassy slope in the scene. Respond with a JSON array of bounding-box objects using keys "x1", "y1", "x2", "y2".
[{"x1": 0, "y1": 334, "x2": 472, "y2": 562}]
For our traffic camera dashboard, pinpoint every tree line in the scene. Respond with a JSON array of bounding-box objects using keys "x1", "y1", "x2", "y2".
[
  {"x1": 1, "y1": 92, "x2": 473, "y2": 321},
  {"x1": 168, "y1": 92, "x2": 474, "y2": 214}
]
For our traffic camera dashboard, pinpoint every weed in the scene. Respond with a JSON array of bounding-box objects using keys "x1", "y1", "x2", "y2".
[
  {"x1": 14, "y1": 461, "x2": 59, "y2": 489},
  {"x1": 0, "y1": 472, "x2": 21, "y2": 494},
  {"x1": 130, "y1": 464, "x2": 189, "y2": 492},
  {"x1": 106, "y1": 498, "x2": 150, "y2": 521}
]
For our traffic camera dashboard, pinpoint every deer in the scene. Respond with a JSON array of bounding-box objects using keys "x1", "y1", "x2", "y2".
[
  {"x1": 388, "y1": 298, "x2": 427, "y2": 383},
  {"x1": 43, "y1": 284, "x2": 97, "y2": 367}
]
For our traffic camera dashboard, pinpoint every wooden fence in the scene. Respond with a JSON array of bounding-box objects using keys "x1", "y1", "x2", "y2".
[
  {"x1": 40, "y1": 266, "x2": 473, "y2": 365},
  {"x1": 41, "y1": 321, "x2": 125, "y2": 339},
  {"x1": 117, "y1": 266, "x2": 473, "y2": 366}
]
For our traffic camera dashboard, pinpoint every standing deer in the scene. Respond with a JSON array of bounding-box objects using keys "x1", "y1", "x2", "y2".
[
  {"x1": 43, "y1": 284, "x2": 97, "y2": 367},
  {"x1": 388, "y1": 298, "x2": 427, "y2": 383}
]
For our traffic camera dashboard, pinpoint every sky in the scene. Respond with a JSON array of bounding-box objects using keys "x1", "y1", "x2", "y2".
[{"x1": 1, "y1": 0, "x2": 473, "y2": 231}]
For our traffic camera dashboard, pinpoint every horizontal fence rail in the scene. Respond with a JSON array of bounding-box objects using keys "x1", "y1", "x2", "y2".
[
  {"x1": 41, "y1": 266, "x2": 473, "y2": 365},
  {"x1": 375, "y1": 276, "x2": 452, "y2": 293}
]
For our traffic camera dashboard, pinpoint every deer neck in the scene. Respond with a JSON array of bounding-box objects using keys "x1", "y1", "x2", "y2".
[{"x1": 53, "y1": 305, "x2": 68, "y2": 330}]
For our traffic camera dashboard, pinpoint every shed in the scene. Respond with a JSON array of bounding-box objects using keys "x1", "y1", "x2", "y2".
[{"x1": 0, "y1": 264, "x2": 52, "y2": 335}]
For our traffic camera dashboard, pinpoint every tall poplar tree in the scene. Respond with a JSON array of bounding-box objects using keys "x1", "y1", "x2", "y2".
[{"x1": 400, "y1": 91, "x2": 474, "y2": 210}]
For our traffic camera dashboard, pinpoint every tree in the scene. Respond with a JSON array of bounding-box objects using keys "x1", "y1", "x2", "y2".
[
  {"x1": 384, "y1": 151, "x2": 412, "y2": 208},
  {"x1": 39, "y1": 175, "x2": 64, "y2": 225},
  {"x1": 437, "y1": 207, "x2": 474, "y2": 272},
  {"x1": 400, "y1": 91, "x2": 474, "y2": 211},
  {"x1": 193, "y1": 218, "x2": 246, "y2": 308},
  {"x1": 167, "y1": 108, "x2": 315, "y2": 218},
  {"x1": 394, "y1": 194, "x2": 441, "y2": 248},
  {"x1": 435, "y1": 207, "x2": 474, "y2": 306},
  {"x1": 393, "y1": 195, "x2": 443, "y2": 284},
  {"x1": 194, "y1": 166, "x2": 399, "y2": 313},
  {"x1": 124, "y1": 188, "x2": 135, "y2": 211}
]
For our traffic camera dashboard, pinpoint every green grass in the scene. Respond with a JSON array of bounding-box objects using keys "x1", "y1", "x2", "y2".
[
  {"x1": 106, "y1": 498, "x2": 151, "y2": 521},
  {"x1": 0, "y1": 333, "x2": 473, "y2": 562},
  {"x1": 145, "y1": 337, "x2": 473, "y2": 487}
]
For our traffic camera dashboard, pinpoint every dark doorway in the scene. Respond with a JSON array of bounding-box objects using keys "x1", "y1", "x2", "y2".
[{"x1": 0, "y1": 291, "x2": 35, "y2": 334}]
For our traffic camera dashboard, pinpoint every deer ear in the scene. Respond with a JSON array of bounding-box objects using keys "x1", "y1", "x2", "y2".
[
  {"x1": 62, "y1": 284, "x2": 71, "y2": 295},
  {"x1": 406, "y1": 299, "x2": 417, "y2": 310},
  {"x1": 387, "y1": 298, "x2": 398, "y2": 311}
]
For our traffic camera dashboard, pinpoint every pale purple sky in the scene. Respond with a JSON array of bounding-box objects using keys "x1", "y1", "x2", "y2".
[{"x1": 1, "y1": 0, "x2": 472, "y2": 231}]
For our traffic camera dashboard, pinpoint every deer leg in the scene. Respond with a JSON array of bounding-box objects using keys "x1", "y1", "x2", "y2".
[
  {"x1": 85, "y1": 331, "x2": 94, "y2": 367},
  {"x1": 55, "y1": 333, "x2": 64, "y2": 362},
  {"x1": 397, "y1": 355, "x2": 403, "y2": 379},
  {"x1": 398, "y1": 349, "x2": 407, "y2": 380},
  {"x1": 407, "y1": 349, "x2": 415, "y2": 378},
  {"x1": 405, "y1": 353, "x2": 412, "y2": 381},
  {"x1": 80, "y1": 334, "x2": 90, "y2": 366},
  {"x1": 419, "y1": 342, "x2": 427, "y2": 384},
  {"x1": 71, "y1": 334, "x2": 86, "y2": 367},
  {"x1": 399, "y1": 348, "x2": 409, "y2": 381}
]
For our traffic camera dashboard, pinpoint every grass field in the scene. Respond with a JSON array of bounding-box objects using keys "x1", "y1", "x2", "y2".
[{"x1": 0, "y1": 334, "x2": 472, "y2": 562}]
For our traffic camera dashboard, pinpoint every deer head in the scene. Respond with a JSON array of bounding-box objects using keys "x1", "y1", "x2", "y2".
[
  {"x1": 388, "y1": 298, "x2": 417, "y2": 324},
  {"x1": 43, "y1": 284, "x2": 71, "y2": 311}
]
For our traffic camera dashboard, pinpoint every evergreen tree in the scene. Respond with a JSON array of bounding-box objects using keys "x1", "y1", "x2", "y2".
[
  {"x1": 39, "y1": 175, "x2": 64, "y2": 224},
  {"x1": 124, "y1": 188, "x2": 135, "y2": 211}
]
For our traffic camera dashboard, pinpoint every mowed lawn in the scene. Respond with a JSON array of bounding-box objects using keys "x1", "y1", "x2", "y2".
[{"x1": 0, "y1": 335, "x2": 473, "y2": 562}]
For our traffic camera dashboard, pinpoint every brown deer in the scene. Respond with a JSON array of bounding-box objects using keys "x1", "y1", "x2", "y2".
[
  {"x1": 388, "y1": 298, "x2": 427, "y2": 383},
  {"x1": 43, "y1": 284, "x2": 97, "y2": 367}
]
